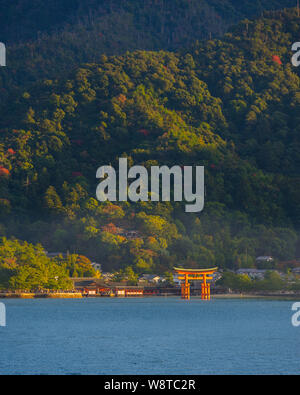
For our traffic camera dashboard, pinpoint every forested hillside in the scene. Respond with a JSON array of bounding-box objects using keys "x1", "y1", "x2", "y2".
[
  {"x1": 0, "y1": 0, "x2": 296, "y2": 103},
  {"x1": 1, "y1": 0, "x2": 295, "y2": 44},
  {"x1": 0, "y1": 8, "x2": 299, "y2": 276}
]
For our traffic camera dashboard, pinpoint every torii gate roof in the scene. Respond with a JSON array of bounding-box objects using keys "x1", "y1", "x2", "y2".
[{"x1": 174, "y1": 267, "x2": 218, "y2": 274}]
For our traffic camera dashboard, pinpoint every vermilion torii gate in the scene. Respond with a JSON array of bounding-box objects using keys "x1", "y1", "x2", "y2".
[{"x1": 174, "y1": 267, "x2": 218, "y2": 300}]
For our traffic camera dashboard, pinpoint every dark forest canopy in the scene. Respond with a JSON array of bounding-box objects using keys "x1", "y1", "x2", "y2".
[
  {"x1": 0, "y1": 0, "x2": 295, "y2": 44},
  {"x1": 0, "y1": 8, "x2": 299, "y2": 275},
  {"x1": 0, "y1": 1, "x2": 296, "y2": 103}
]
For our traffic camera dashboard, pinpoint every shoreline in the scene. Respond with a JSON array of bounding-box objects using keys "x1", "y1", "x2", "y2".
[
  {"x1": 0, "y1": 292, "x2": 83, "y2": 299},
  {"x1": 210, "y1": 293, "x2": 300, "y2": 300},
  {"x1": 0, "y1": 292, "x2": 300, "y2": 300}
]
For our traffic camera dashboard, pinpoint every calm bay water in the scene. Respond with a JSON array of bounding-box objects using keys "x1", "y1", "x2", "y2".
[{"x1": 0, "y1": 297, "x2": 299, "y2": 374}]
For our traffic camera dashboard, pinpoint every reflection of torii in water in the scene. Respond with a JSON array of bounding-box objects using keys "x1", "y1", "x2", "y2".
[{"x1": 174, "y1": 267, "x2": 218, "y2": 300}]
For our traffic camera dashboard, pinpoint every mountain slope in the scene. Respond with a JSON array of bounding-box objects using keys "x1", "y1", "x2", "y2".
[
  {"x1": 0, "y1": 1, "x2": 296, "y2": 103},
  {"x1": 0, "y1": 8, "x2": 299, "y2": 272},
  {"x1": 0, "y1": 0, "x2": 295, "y2": 44}
]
